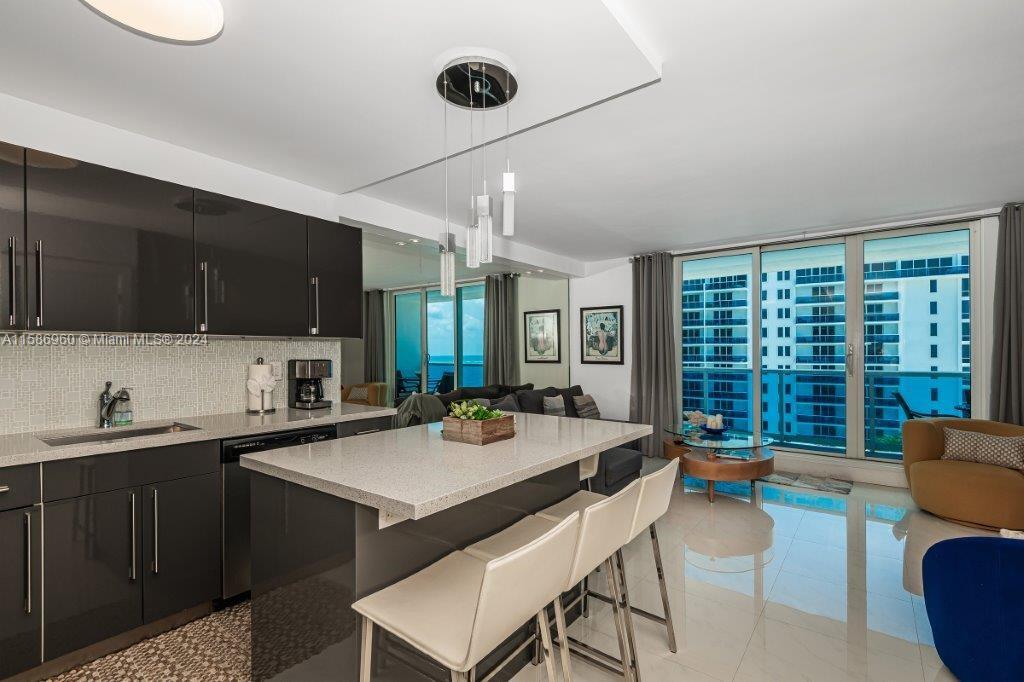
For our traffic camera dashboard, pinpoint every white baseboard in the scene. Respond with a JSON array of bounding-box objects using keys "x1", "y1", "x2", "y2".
[{"x1": 773, "y1": 450, "x2": 908, "y2": 489}]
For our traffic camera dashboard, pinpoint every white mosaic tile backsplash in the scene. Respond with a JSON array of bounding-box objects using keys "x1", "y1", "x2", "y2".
[{"x1": 0, "y1": 337, "x2": 341, "y2": 435}]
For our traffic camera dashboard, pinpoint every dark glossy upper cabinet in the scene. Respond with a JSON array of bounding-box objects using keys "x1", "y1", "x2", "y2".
[
  {"x1": 0, "y1": 142, "x2": 25, "y2": 331},
  {"x1": 25, "y1": 151, "x2": 195, "y2": 333},
  {"x1": 307, "y1": 217, "x2": 362, "y2": 338},
  {"x1": 194, "y1": 190, "x2": 308, "y2": 336}
]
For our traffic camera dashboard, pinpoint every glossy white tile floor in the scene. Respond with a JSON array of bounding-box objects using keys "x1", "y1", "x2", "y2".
[{"x1": 513, "y1": 470, "x2": 995, "y2": 682}]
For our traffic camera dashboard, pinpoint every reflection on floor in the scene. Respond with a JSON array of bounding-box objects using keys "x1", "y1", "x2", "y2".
[
  {"x1": 513, "y1": 466, "x2": 992, "y2": 682},
  {"x1": 47, "y1": 468, "x2": 991, "y2": 681}
]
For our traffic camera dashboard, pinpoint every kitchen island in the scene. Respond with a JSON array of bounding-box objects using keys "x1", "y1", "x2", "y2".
[{"x1": 240, "y1": 414, "x2": 652, "y2": 681}]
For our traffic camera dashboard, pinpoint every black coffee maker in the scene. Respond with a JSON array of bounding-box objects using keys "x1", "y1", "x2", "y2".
[{"x1": 288, "y1": 359, "x2": 332, "y2": 410}]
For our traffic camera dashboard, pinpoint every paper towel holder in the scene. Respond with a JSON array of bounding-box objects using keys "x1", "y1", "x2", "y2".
[{"x1": 246, "y1": 357, "x2": 277, "y2": 415}]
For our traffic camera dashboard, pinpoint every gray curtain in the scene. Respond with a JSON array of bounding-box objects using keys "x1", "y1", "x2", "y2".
[
  {"x1": 629, "y1": 253, "x2": 678, "y2": 456},
  {"x1": 363, "y1": 290, "x2": 386, "y2": 383},
  {"x1": 991, "y1": 202, "x2": 1024, "y2": 425},
  {"x1": 484, "y1": 274, "x2": 520, "y2": 386}
]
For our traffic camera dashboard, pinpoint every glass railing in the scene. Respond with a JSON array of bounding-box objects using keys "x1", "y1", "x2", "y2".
[
  {"x1": 865, "y1": 264, "x2": 968, "y2": 279},
  {"x1": 864, "y1": 291, "x2": 899, "y2": 301},
  {"x1": 795, "y1": 315, "x2": 844, "y2": 324},
  {"x1": 794, "y1": 295, "x2": 845, "y2": 304},
  {"x1": 864, "y1": 313, "x2": 899, "y2": 322},
  {"x1": 795, "y1": 334, "x2": 844, "y2": 344},
  {"x1": 795, "y1": 272, "x2": 844, "y2": 285},
  {"x1": 863, "y1": 371, "x2": 970, "y2": 459}
]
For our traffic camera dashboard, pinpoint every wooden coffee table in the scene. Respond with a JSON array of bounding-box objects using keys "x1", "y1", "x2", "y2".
[{"x1": 676, "y1": 433, "x2": 775, "y2": 503}]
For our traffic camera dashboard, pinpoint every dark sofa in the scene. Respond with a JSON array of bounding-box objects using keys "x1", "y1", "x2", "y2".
[{"x1": 438, "y1": 383, "x2": 644, "y2": 495}]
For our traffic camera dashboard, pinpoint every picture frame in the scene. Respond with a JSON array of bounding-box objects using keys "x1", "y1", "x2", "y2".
[
  {"x1": 580, "y1": 305, "x2": 624, "y2": 365},
  {"x1": 524, "y1": 309, "x2": 561, "y2": 363}
]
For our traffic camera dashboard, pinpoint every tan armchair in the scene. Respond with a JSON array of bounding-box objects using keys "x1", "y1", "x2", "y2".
[
  {"x1": 340, "y1": 382, "x2": 388, "y2": 407},
  {"x1": 903, "y1": 418, "x2": 1024, "y2": 530}
]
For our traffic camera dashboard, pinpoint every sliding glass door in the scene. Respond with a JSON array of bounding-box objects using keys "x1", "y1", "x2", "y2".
[
  {"x1": 393, "y1": 282, "x2": 485, "y2": 401},
  {"x1": 678, "y1": 222, "x2": 975, "y2": 462}
]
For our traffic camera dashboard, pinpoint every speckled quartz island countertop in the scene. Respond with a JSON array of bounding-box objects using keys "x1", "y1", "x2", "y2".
[
  {"x1": 239, "y1": 413, "x2": 652, "y2": 522},
  {"x1": 0, "y1": 403, "x2": 397, "y2": 468}
]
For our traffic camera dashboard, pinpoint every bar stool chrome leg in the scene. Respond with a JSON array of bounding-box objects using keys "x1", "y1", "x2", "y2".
[
  {"x1": 605, "y1": 558, "x2": 637, "y2": 682},
  {"x1": 552, "y1": 598, "x2": 573, "y2": 682},
  {"x1": 649, "y1": 524, "x2": 677, "y2": 653},
  {"x1": 614, "y1": 549, "x2": 642, "y2": 682}
]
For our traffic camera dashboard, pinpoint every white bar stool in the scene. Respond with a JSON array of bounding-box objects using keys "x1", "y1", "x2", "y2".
[
  {"x1": 466, "y1": 478, "x2": 643, "y2": 682},
  {"x1": 353, "y1": 512, "x2": 581, "y2": 682},
  {"x1": 587, "y1": 458, "x2": 680, "y2": 654}
]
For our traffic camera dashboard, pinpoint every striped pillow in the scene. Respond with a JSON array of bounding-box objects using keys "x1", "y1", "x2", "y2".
[
  {"x1": 573, "y1": 395, "x2": 601, "y2": 420},
  {"x1": 543, "y1": 395, "x2": 566, "y2": 417}
]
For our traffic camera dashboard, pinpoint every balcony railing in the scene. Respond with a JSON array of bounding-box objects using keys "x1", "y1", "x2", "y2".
[
  {"x1": 795, "y1": 334, "x2": 844, "y2": 344},
  {"x1": 864, "y1": 291, "x2": 899, "y2": 301},
  {"x1": 864, "y1": 313, "x2": 899, "y2": 322},
  {"x1": 795, "y1": 272, "x2": 844, "y2": 285},
  {"x1": 794, "y1": 295, "x2": 845, "y2": 304},
  {"x1": 795, "y1": 315, "x2": 845, "y2": 324},
  {"x1": 864, "y1": 355, "x2": 900, "y2": 365},
  {"x1": 865, "y1": 334, "x2": 900, "y2": 343},
  {"x1": 796, "y1": 355, "x2": 844, "y2": 364},
  {"x1": 865, "y1": 264, "x2": 968, "y2": 280}
]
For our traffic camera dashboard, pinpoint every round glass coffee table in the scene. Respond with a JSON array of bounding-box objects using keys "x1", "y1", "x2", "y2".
[{"x1": 666, "y1": 428, "x2": 775, "y2": 503}]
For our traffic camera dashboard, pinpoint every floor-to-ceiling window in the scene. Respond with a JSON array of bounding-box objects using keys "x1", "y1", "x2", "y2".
[
  {"x1": 861, "y1": 229, "x2": 971, "y2": 459},
  {"x1": 761, "y1": 243, "x2": 847, "y2": 455},
  {"x1": 678, "y1": 223, "x2": 975, "y2": 462},
  {"x1": 680, "y1": 254, "x2": 754, "y2": 432},
  {"x1": 393, "y1": 282, "x2": 485, "y2": 401}
]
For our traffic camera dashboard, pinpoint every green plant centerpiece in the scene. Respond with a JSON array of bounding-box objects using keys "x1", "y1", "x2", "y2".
[
  {"x1": 448, "y1": 400, "x2": 504, "y2": 421},
  {"x1": 442, "y1": 400, "x2": 516, "y2": 445}
]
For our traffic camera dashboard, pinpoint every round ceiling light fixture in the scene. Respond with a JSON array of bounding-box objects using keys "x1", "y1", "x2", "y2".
[{"x1": 80, "y1": 0, "x2": 224, "y2": 43}]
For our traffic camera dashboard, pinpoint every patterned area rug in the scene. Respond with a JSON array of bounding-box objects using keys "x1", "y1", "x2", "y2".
[{"x1": 47, "y1": 603, "x2": 250, "y2": 682}]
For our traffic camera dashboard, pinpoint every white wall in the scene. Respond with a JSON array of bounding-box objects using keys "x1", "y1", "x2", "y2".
[
  {"x1": 517, "y1": 277, "x2": 570, "y2": 388},
  {"x1": 569, "y1": 260, "x2": 633, "y2": 419}
]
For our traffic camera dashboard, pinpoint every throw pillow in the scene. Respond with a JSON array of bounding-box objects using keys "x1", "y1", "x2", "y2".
[
  {"x1": 461, "y1": 385, "x2": 502, "y2": 400},
  {"x1": 556, "y1": 385, "x2": 585, "y2": 418},
  {"x1": 473, "y1": 398, "x2": 491, "y2": 408},
  {"x1": 500, "y1": 383, "x2": 534, "y2": 395},
  {"x1": 543, "y1": 395, "x2": 567, "y2": 417},
  {"x1": 514, "y1": 387, "x2": 560, "y2": 414},
  {"x1": 942, "y1": 428, "x2": 1024, "y2": 471},
  {"x1": 490, "y1": 394, "x2": 521, "y2": 412},
  {"x1": 573, "y1": 395, "x2": 602, "y2": 420},
  {"x1": 347, "y1": 386, "x2": 368, "y2": 401}
]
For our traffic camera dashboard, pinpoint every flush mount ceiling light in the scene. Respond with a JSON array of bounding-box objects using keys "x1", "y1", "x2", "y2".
[
  {"x1": 80, "y1": 0, "x2": 224, "y2": 43},
  {"x1": 436, "y1": 51, "x2": 519, "y2": 293}
]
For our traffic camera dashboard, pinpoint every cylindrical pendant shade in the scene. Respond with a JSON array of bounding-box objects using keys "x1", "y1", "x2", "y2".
[
  {"x1": 466, "y1": 225, "x2": 480, "y2": 268},
  {"x1": 502, "y1": 172, "x2": 516, "y2": 236}
]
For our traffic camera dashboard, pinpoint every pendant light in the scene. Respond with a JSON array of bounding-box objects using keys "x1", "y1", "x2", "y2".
[
  {"x1": 502, "y1": 69, "x2": 516, "y2": 237},
  {"x1": 439, "y1": 78, "x2": 456, "y2": 297},
  {"x1": 436, "y1": 54, "x2": 518, "y2": 276}
]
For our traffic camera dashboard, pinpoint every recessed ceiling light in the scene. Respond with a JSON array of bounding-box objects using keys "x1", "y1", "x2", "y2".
[
  {"x1": 525, "y1": 271, "x2": 533, "y2": 275},
  {"x1": 395, "y1": 241, "x2": 406, "y2": 247},
  {"x1": 536, "y1": 269, "x2": 544, "y2": 273},
  {"x1": 80, "y1": 0, "x2": 224, "y2": 43},
  {"x1": 410, "y1": 238, "x2": 421, "y2": 243}
]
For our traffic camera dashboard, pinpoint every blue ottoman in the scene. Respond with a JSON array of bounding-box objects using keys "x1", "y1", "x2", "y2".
[{"x1": 922, "y1": 537, "x2": 1024, "y2": 681}]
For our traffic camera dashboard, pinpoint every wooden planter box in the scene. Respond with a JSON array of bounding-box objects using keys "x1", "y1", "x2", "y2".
[{"x1": 442, "y1": 415, "x2": 516, "y2": 445}]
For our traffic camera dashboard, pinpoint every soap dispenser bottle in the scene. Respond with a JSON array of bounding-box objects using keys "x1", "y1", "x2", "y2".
[{"x1": 112, "y1": 387, "x2": 134, "y2": 427}]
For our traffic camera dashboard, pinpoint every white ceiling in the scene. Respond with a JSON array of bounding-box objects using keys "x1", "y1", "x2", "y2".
[
  {"x1": 2, "y1": 0, "x2": 1023, "y2": 265},
  {"x1": 0, "y1": 0, "x2": 655, "y2": 194},
  {"x1": 363, "y1": 0, "x2": 1024, "y2": 260}
]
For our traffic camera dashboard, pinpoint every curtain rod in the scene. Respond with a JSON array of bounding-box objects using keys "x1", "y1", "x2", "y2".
[{"x1": 664, "y1": 207, "x2": 1001, "y2": 259}]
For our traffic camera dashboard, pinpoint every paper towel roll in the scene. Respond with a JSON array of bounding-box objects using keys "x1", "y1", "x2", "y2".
[{"x1": 247, "y1": 363, "x2": 276, "y2": 412}]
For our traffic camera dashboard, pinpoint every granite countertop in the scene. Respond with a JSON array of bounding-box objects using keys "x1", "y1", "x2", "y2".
[
  {"x1": 239, "y1": 413, "x2": 652, "y2": 522},
  {"x1": 0, "y1": 403, "x2": 397, "y2": 468}
]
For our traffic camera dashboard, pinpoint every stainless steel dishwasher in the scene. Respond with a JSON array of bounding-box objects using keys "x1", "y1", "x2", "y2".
[{"x1": 220, "y1": 424, "x2": 337, "y2": 601}]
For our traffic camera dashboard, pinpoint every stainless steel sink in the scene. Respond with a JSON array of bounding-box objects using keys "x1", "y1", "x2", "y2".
[{"x1": 40, "y1": 422, "x2": 201, "y2": 447}]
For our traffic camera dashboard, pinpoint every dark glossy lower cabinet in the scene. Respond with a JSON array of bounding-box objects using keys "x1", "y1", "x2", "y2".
[
  {"x1": 44, "y1": 473, "x2": 220, "y2": 661},
  {"x1": 44, "y1": 487, "x2": 143, "y2": 660},
  {"x1": 0, "y1": 506, "x2": 41, "y2": 678},
  {"x1": 142, "y1": 473, "x2": 220, "y2": 623}
]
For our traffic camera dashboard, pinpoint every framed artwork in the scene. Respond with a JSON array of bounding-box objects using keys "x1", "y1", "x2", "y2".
[
  {"x1": 524, "y1": 309, "x2": 561, "y2": 363},
  {"x1": 580, "y1": 305, "x2": 624, "y2": 365}
]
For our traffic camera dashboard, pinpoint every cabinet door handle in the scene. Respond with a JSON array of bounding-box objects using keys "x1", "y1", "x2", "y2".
[
  {"x1": 0, "y1": 484, "x2": 10, "y2": 494},
  {"x1": 199, "y1": 261, "x2": 209, "y2": 333},
  {"x1": 310, "y1": 275, "x2": 320, "y2": 335},
  {"x1": 24, "y1": 512, "x2": 31, "y2": 614},
  {"x1": 34, "y1": 240, "x2": 43, "y2": 328},
  {"x1": 152, "y1": 489, "x2": 159, "y2": 575},
  {"x1": 7, "y1": 236, "x2": 15, "y2": 327},
  {"x1": 354, "y1": 428, "x2": 381, "y2": 436},
  {"x1": 129, "y1": 491, "x2": 137, "y2": 581}
]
